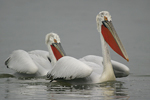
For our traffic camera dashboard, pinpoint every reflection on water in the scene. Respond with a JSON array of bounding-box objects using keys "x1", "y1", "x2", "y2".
[
  {"x1": 0, "y1": 74, "x2": 14, "y2": 78},
  {"x1": 47, "y1": 81, "x2": 129, "y2": 100},
  {"x1": 0, "y1": 75, "x2": 129, "y2": 100}
]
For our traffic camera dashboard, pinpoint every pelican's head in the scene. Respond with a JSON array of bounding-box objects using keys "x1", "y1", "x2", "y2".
[
  {"x1": 96, "y1": 11, "x2": 112, "y2": 32},
  {"x1": 96, "y1": 11, "x2": 129, "y2": 61},
  {"x1": 45, "y1": 32, "x2": 61, "y2": 45},
  {"x1": 45, "y1": 32, "x2": 66, "y2": 61}
]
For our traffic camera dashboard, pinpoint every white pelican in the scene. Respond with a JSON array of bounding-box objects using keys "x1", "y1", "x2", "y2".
[
  {"x1": 47, "y1": 11, "x2": 129, "y2": 83},
  {"x1": 5, "y1": 33, "x2": 66, "y2": 77}
]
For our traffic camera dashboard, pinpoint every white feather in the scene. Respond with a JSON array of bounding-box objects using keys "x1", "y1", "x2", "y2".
[
  {"x1": 80, "y1": 55, "x2": 129, "y2": 80},
  {"x1": 48, "y1": 56, "x2": 93, "y2": 80},
  {"x1": 5, "y1": 32, "x2": 65, "y2": 77},
  {"x1": 28, "y1": 50, "x2": 52, "y2": 76},
  {"x1": 47, "y1": 55, "x2": 129, "y2": 83},
  {"x1": 6, "y1": 50, "x2": 52, "y2": 76}
]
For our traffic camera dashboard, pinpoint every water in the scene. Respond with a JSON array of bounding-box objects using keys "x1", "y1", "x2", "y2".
[
  {"x1": 1, "y1": 77, "x2": 129, "y2": 100},
  {"x1": 0, "y1": 0, "x2": 150, "y2": 100}
]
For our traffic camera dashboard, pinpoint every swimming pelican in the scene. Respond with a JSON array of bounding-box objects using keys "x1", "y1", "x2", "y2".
[
  {"x1": 5, "y1": 33, "x2": 66, "y2": 77},
  {"x1": 47, "y1": 11, "x2": 129, "y2": 83}
]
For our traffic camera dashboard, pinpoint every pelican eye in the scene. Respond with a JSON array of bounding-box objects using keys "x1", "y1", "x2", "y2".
[
  {"x1": 104, "y1": 16, "x2": 108, "y2": 21},
  {"x1": 54, "y1": 39, "x2": 57, "y2": 43}
]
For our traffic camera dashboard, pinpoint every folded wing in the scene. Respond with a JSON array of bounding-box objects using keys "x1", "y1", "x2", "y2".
[
  {"x1": 47, "y1": 56, "x2": 93, "y2": 80},
  {"x1": 5, "y1": 50, "x2": 38, "y2": 74}
]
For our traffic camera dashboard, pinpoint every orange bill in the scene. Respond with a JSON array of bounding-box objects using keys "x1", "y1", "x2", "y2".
[
  {"x1": 51, "y1": 43, "x2": 66, "y2": 60},
  {"x1": 101, "y1": 21, "x2": 129, "y2": 61}
]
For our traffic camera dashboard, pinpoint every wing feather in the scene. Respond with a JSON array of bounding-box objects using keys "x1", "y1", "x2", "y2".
[
  {"x1": 28, "y1": 50, "x2": 52, "y2": 75},
  {"x1": 5, "y1": 50, "x2": 38, "y2": 74},
  {"x1": 80, "y1": 55, "x2": 129, "y2": 77},
  {"x1": 47, "y1": 56, "x2": 93, "y2": 80}
]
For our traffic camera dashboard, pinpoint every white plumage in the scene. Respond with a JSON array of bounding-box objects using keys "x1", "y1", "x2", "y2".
[
  {"x1": 79, "y1": 55, "x2": 129, "y2": 78},
  {"x1": 47, "y1": 11, "x2": 130, "y2": 83},
  {"x1": 5, "y1": 32, "x2": 65, "y2": 77},
  {"x1": 5, "y1": 50, "x2": 51, "y2": 76},
  {"x1": 47, "y1": 56, "x2": 93, "y2": 80},
  {"x1": 47, "y1": 55, "x2": 129, "y2": 83}
]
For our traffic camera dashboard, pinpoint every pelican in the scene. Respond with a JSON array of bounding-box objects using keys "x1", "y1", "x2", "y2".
[
  {"x1": 5, "y1": 33, "x2": 66, "y2": 77},
  {"x1": 47, "y1": 11, "x2": 129, "y2": 83}
]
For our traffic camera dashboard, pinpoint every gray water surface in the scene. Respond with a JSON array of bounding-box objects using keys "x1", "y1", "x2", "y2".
[{"x1": 0, "y1": 0, "x2": 150, "y2": 100}]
